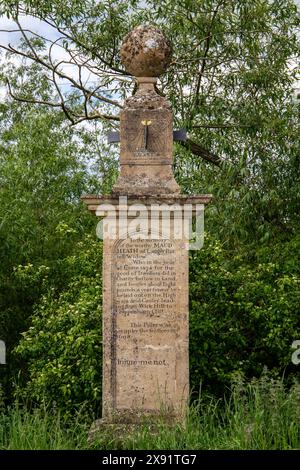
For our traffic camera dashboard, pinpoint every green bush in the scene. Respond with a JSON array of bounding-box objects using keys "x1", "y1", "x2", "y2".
[
  {"x1": 189, "y1": 233, "x2": 300, "y2": 394},
  {"x1": 14, "y1": 235, "x2": 103, "y2": 416},
  {"x1": 0, "y1": 403, "x2": 89, "y2": 450},
  {"x1": 14, "y1": 231, "x2": 300, "y2": 412}
]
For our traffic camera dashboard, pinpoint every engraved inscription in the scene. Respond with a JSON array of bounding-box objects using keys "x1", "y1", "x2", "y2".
[{"x1": 112, "y1": 238, "x2": 179, "y2": 411}]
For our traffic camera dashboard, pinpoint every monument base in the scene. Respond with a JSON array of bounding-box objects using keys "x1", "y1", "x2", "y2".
[{"x1": 88, "y1": 410, "x2": 182, "y2": 445}]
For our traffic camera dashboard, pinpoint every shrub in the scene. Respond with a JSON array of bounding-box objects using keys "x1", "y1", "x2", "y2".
[
  {"x1": 189, "y1": 233, "x2": 300, "y2": 394},
  {"x1": 14, "y1": 232, "x2": 300, "y2": 411},
  {"x1": 14, "y1": 235, "x2": 103, "y2": 416}
]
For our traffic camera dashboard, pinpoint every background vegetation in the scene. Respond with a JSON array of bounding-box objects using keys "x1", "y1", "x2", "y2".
[{"x1": 0, "y1": 0, "x2": 299, "y2": 449}]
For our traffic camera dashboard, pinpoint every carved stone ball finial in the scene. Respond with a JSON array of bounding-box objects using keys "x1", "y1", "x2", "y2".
[{"x1": 120, "y1": 25, "x2": 172, "y2": 77}]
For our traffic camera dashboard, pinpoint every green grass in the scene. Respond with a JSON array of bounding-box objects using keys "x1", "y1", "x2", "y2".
[
  {"x1": 0, "y1": 404, "x2": 89, "y2": 450},
  {"x1": 0, "y1": 375, "x2": 299, "y2": 450}
]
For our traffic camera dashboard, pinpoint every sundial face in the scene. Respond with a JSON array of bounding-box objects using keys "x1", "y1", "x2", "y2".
[
  {"x1": 120, "y1": 109, "x2": 173, "y2": 165},
  {"x1": 125, "y1": 118, "x2": 169, "y2": 153}
]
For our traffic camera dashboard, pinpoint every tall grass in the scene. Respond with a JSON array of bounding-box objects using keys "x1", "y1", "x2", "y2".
[
  {"x1": 0, "y1": 374, "x2": 299, "y2": 450},
  {"x1": 92, "y1": 374, "x2": 300, "y2": 450},
  {"x1": 0, "y1": 403, "x2": 89, "y2": 450}
]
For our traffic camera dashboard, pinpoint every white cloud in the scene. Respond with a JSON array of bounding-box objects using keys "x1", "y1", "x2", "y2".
[
  {"x1": 0, "y1": 14, "x2": 59, "y2": 47},
  {"x1": 0, "y1": 13, "x2": 102, "y2": 95}
]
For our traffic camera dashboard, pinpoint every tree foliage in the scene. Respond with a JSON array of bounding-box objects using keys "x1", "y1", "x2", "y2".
[
  {"x1": 0, "y1": 0, "x2": 299, "y2": 163},
  {"x1": 0, "y1": 96, "x2": 104, "y2": 399},
  {"x1": 0, "y1": 1, "x2": 299, "y2": 409},
  {"x1": 13, "y1": 232, "x2": 300, "y2": 410},
  {"x1": 189, "y1": 233, "x2": 300, "y2": 394},
  {"x1": 14, "y1": 235, "x2": 103, "y2": 415}
]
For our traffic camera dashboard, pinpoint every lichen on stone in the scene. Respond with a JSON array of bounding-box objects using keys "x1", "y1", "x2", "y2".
[{"x1": 120, "y1": 24, "x2": 172, "y2": 77}]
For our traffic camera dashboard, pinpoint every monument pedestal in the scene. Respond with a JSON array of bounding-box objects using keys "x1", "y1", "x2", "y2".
[{"x1": 82, "y1": 195, "x2": 211, "y2": 427}]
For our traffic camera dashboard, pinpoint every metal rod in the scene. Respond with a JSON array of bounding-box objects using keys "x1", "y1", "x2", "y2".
[{"x1": 141, "y1": 120, "x2": 152, "y2": 150}]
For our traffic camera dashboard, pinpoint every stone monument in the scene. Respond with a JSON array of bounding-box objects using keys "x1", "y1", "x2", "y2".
[{"x1": 82, "y1": 25, "x2": 211, "y2": 428}]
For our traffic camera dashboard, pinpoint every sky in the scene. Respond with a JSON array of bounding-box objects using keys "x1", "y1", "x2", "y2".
[{"x1": 0, "y1": 14, "x2": 101, "y2": 99}]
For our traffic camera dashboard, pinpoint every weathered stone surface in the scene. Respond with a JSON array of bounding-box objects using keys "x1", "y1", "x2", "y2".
[
  {"x1": 81, "y1": 24, "x2": 212, "y2": 434},
  {"x1": 81, "y1": 194, "x2": 213, "y2": 213},
  {"x1": 120, "y1": 25, "x2": 172, "y2": 77},
  {"x1": 88, "y1": 416, "x2": 171, "y2": 446},
  {"x1": 102, "y1": 231, "x2": 189, "y2": 420},
  {"x1": 112, "y1": 78, "x2": 180, "y2": 195}
]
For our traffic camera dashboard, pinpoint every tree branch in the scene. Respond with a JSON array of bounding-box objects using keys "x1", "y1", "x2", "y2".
[
  {"x1": 0, "y1": 35, "x2": 123, "y2": 124},
  {"x1": 192, "y1": 123, "x2": 250, "y2": 129},
  {"x1": 179, "y1": 138, "x2": 221, "y2": 166},
  {"x1": 194, "y1": 0, "x2": 224, "y2": 109},
  {"x1": 6, "y1": 78, "x2": 120, "y2": 124}
]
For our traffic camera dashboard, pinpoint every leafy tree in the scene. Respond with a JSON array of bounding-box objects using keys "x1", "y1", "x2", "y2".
[
  {"x1": 0, "y1": 25, "x2": 121, "y2": 399},
  {"x1": 0, "y1": 99, "x2": 101, "y2": 400},
  {"x1": 0, "y1": 0, "x2": 299, "y2": 408},
  {"x1": 189, "y1": 233, "x2": 300, "y2": 394},
  {"x1": 0, "y1": 0, "x2": 299, "y2": 244}
]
